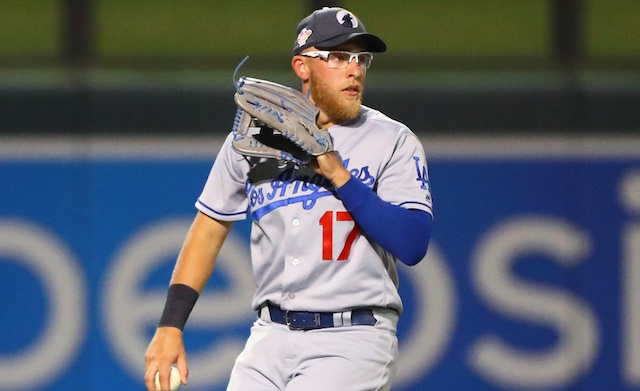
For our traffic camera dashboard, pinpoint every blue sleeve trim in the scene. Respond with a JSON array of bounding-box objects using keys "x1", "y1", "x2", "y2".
[
  {"x1": 398, "y1": 200, "x2": 433, "y2": 215},
  {"x1": 196, "y1": 199, "x2": 247, "y2": 220},
  {"x1": 335, "y1": 177, "x2": 432, "y2": 266}
]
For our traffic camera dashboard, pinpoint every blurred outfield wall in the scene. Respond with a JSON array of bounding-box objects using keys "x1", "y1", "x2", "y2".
[{"x1": 1, "y1": 70, "x2": 640, "y2": 135}]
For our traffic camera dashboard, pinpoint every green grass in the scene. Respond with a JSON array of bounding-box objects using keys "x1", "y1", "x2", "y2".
[
  {"x1": 0, "y1": 0, "x2": 59, "y2": 54},
  {"x1": 346, "y1": 0, "x2": 550, "y2": 56},
  {"x1": 95, "y1": 0, "x2": 552, "y2": 57},
  {"x1": 0, "y1": 0, "x2": 638, "y2": 68},
  {"x1": 585, "y1": 0, "x2": 640, "y2": 56},
  {"x1": 96, "y1": 0, "x2": 299, "y2": 56}
]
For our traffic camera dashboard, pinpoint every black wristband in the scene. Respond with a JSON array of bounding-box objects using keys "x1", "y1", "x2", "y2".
[{"x1": 158, "y1": 283, "x2": 200, "y2": 331}]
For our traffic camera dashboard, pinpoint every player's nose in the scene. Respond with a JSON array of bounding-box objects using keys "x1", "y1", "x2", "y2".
[{"x1": 346, "y1": 58, "x2": 363, "y2": 77}]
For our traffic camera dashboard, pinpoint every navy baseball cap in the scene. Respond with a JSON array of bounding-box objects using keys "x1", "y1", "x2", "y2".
[{"x1": 293, "y1": 7, "x2": 387, "y2": 55}]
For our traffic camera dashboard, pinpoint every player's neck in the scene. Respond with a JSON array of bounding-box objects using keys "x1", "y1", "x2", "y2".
[{"x1": 316, "y1": 112, "x2": 335, "y2": 129}]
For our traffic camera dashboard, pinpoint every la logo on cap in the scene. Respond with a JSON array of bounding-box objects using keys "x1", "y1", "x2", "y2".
[{"x1": 336, "y1": 9, "x2": 359, "y2": 28}]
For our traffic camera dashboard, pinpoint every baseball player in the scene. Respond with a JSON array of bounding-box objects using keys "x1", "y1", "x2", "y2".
[{"x1": 144, "y1": 7, "x2": 433, "y2": 391}]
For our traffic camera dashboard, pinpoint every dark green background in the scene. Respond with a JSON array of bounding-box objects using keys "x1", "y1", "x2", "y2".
[{"x1": 1, "y1": 1, "x2": 639, "y2": 135}]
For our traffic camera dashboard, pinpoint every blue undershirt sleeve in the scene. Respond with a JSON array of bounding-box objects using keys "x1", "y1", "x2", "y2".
[{"x1": 335, "y1": 176, "x2": 432, "y2": 266}]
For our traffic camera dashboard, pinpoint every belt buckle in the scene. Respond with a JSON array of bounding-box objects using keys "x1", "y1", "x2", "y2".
[
  {"x1": 284, "y1": 311, "x2": 301, "y2": 330},
  {"x1": 285, "y1": 311, "x2": 320, "y2": 331}
]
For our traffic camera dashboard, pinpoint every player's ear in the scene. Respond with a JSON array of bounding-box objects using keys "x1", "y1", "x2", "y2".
[{"x1": 292, "y1": 56, "x2": 309, "y2": 81}]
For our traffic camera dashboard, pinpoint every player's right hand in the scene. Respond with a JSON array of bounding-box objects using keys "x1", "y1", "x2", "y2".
[
  {"x1": 312, "y1": 152, "x2": 351, "y2": 188},
  {"x1": 144, "y1": 326, "x2": 188, "y2": 391}
]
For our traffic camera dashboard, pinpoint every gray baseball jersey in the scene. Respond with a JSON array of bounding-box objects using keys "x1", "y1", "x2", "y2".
[{"x1": 196, "y1": 106, "x2": 433, "y2": 315}]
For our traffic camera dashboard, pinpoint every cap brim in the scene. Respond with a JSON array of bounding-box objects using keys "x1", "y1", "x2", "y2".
[{"x1": 315, "y1": 32, "x2": 387, "y2": 53}]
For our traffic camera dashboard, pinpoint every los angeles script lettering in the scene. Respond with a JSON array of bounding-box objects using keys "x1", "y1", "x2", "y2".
[{"x1": 246, "y1": 159, "x2": 375, "y2": 221}]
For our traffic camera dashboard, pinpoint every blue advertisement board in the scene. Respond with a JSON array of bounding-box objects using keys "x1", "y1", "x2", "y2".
[{"x1": 1, "y1": 137, "x2": 640, "y2": 390}]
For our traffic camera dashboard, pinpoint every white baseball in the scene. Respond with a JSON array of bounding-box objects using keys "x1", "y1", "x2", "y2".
[{"x1": 154, "y1": 365, "x2": 181, "y2": 391}]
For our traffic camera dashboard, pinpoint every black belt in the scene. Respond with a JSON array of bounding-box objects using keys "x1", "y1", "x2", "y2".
[{"x1": 264, "y1": 304, "x2": 377, "y2": 331}]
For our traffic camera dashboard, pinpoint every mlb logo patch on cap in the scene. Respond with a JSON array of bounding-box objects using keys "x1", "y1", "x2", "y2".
[{"x1": 335, "y1": 9, "x2": 359, "y2": 28}]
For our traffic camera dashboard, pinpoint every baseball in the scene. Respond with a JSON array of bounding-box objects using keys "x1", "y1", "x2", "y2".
[{"x1": 154, "y1": 365, "x2": 181, "y2": 391}]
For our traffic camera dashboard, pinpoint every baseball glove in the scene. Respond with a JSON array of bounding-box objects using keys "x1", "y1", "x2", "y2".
[{"x1": 231, "y1": 76, "x2": 333, "y2": 165}]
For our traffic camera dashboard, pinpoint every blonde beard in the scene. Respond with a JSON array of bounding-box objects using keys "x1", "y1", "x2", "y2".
[{"x1": 309, "y1": 75, "x2": 362, "y2": 124}]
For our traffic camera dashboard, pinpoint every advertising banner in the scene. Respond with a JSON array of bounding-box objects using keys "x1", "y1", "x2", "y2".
[{"x1": 1, "y1": 137, "x2": 639, "y2": 390}]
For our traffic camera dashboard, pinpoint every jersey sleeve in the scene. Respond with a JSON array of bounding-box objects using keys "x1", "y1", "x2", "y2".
[
  {"x1": 376, "y1": 130, "x2": 433, "y2": 216},
  {"x1": 195, "y1": 133, "x2": 249, "y2": 221}
]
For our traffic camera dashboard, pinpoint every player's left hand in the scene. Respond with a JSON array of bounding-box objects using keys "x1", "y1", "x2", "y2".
[
  {"x1": 231, "y1": 76, "x2": 333, "y2": 166},
  {"x1": 311, "y1": 152, "x2": 351, "y2": 188}
]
